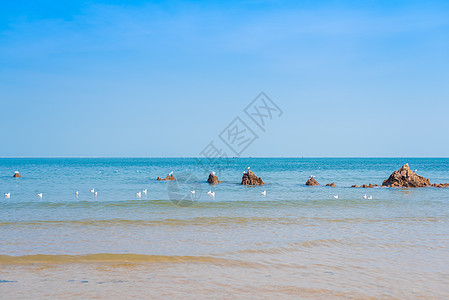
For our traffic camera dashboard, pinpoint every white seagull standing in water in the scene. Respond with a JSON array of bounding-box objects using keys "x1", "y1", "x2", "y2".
[
  {"x1": 136, "y1": 192, "x2": 141, "y2": 198},
  {"x1": 333, "y1": 195, "x2": 339, "y2": 199},
  {"x1": 142, "y1": 189, "x2": 147, "y2": 195},
  {"x1": 5, "y1": 193, "x2": 10, "y2": 198},
  {"x1": 261, "y1": 190, "x2": 266, "y2": 196},
  {"x1": 90, "y1": 188, "x2": 95, "y2": 194},
  {"x1": 94, "y1": 191, "x2": 98, "y2": 196},
  {"x1": 363, "y1": 194, "x2": 367, "y2": 199},
  {"x1": 207, "y1": 191, "x2": 215, "y2": 198},
  {"x1": 37, "y1": 193, "x2": 43, "y2": 198},
  {"x1": 190, "y1": 190, "x2": 195, "y2": 194},
  {"x1": 368, "y1": 196, "x2": 373, "y2": 200},
  {"x1": 75, "y1": 191, "x2": 79, "y2": 196}
]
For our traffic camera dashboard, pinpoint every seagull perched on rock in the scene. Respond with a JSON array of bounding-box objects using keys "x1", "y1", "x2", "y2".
[
  {"x1": 333, "y1": 195, "x2": 339, "y2": 199},
  {"x1": 5, "y1": 193, "x2": 10, "y2": 198},
  {"x1": 247, "y1": 167, "x2": 250, "y2": 170},
  {"x1": 90, "y1": 188, "x2": 95, "y2": 194},
  {"x1": 211, "y1": 171, "x2": 216, "y2": 176},
  {"x1": 136, "y1": 192, "x2": 141, "y2": 198},
  {"x1": 310, "y1": 175, "x2": 315, "y2": 179},
  {"x1": 37, "y1": 193, "x2": 43, "y2": 198},
  {"x1": 169, "y1": 171, "x2": 173, "y2": 176},
  {"x1": 261, "y1": 190, "x2": 266, "y2": 196},
  {"x1": 142, "y1": 189, "x2": 147, "y2": 195}
]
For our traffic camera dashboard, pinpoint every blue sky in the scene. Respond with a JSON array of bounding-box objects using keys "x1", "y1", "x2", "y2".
[{"x1": 1, "y1": 0, "x2": 448, "y2": 157}]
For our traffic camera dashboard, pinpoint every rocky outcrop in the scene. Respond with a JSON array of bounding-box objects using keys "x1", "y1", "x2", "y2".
[
  {"x1": 305, "y1": 177, "x2": 320, "y2": 186},
  {"x1": 382, "y1": 163, "x2": 430, "y2": 188},
  {"x1": 431, "y1": 183, "x2": 449, "y2": 188},
  {"x1": 351, "y1": 185, "x2": 359, "y2": 188},
  {"x1": 361, "y1": 184, "x2": 375, "y2": 188},
  {"x1": 325, "y1": 182, "x2": 336, "y2": 187},
  {"x1": 207, "y1": 173, "x2": 221, "y2": 185},
  {"x1": 241, "y1": 170, "x2": 264, "y2": 186},
  {"x1": 157, "y1": 174, "x2": 176, "y2": 181},
  {"x1": 13, "y1": 171, "x2": 21, "y2": 178}
]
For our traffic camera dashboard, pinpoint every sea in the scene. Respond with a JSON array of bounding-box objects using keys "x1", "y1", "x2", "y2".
[{"x1": 1, "y1": 158, "x2": 448, "y2": 299}]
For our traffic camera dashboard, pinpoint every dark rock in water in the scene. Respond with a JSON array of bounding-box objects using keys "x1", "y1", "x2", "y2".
[
  {"x1": 431, "y1": 183, "x2": 449, "y2": 188},
  {"x1": 241, "y1": 170, "x2": 264, "y2": 186},
  {"x1": 13, "y1": 171, "x2": 21, "y2": 178},
  {"x1": 351, "y1": 185, "x2": 359, "y2": 188},
  {"x1": 305, "y1": 177, "x2": 320, "y2": 186},
  {"x1": 361, "y1": 184, "x2": 374, "y2": 188},
  {"x1": 325, "y1": 182, "x2": 336, "y2": 187},
  {"x1": 157, "y1": 174, "x2": 176, "y2": 181},
  {"x1": 207, "y1": 173, "x2": 221, "y2": 185},
  {"x1": 382, "y1": 163, "x2": 430, "y2": 188}
]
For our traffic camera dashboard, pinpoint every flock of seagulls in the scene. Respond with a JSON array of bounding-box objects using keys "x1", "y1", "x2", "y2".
[{"x1": 3, "y1": 168, "x2": 377, "y2": 202}]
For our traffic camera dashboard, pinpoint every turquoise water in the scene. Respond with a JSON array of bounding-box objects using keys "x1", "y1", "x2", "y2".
[{"x1": 1, "y1": 158, "x2": 449, "y2": 298}]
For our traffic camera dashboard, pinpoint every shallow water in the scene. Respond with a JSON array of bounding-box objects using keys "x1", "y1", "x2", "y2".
[{"x1": 1, "y1": 158, "x2": 449, "y2": 298}]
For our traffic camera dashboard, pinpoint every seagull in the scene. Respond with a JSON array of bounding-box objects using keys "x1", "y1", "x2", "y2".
[
  {"x1": 90, "y1": 188, "x2": 95, "y2": 194},
  {"x1": 363, "y1": 194, "x2": 367, "y2": 199},
  {"x1": 368, "y1": 196, "x2": 373, "y2": 200},
  {"x1": 169, "y1": 171, "x2": 173, "y2": 176},
  {"x1": 142, "y1": 189, "x2": 147, "y2": 195},
  {"x1": 94, "y1": 191, "x2": 98, "y2": 196},
  {"x1": 136, "y1": 192, "x2": 141, "y2": 198},
  {"x1": 333, "y1": 195, "x2": 339, "y2": 199},
  {"x1": 211, "y1": 171, "x2": 216, "y2": 176},
  {"x1": 310, "y1": 175, "x2": 315, "y2": 179},
  {"x1": 261, "y1": 190, "x2": 266, "y2": 196},
  {"x1": 14, "y1": 171, "x2": 19, "y2": 174},
  {"x1": 37, "y1": 193, "x2": 43, "y2": 198},
  {"x1": 414, "y1": 169, "x2": 418, "y2": 173},
  {"x1": 247, "y1": 167, "x2": 250, "y2": 170},
  {"x1": 190, "y1": 190, "x2": 195, "y2": 194},
  {"x1": 75, "y1": 191, "x2": 79, "y2": 196},
  {"x1": 207, "y1": 191, "x2": 215, "y2": 198},
  {"x1": 5, "y1": 193, "x2": 10, "y2": 198}
]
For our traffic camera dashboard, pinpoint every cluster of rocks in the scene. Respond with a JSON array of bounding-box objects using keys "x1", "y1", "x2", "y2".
[
  {"x1": 154, "y1": 163, "x2": 448, "y2": 189},
  {"x1": 304, "y1": 164, "x2": 448, "y2": 189},
  {"x1": 157, "y1": 174, "x2": 176, "y2": 181},
  {"x1": 431, "y1": 183, "x2": 449, "y2": 188}
]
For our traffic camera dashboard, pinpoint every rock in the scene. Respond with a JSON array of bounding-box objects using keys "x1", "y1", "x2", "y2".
[
  {"x1": 351, "y1": 185, "x2": 359, "y2": 188},
  {"x1": 13, "y1": 171, "x2": 21, "y2": 178},
  {"x1": 157, "y1": 174, "x2": 176, "y2": 181},
  {"x1": 207, "y1": 173, "x2": 221, "y2": 185},
  {"x1": 325, "y1": 182, "x2": 336, "y2": 187},
  {"x1": 360, "y1": 184, "x2": 374, "y2": 188},
  {"x1": 305, "y1": 177, "x2": 320, "y2": 186},
  {"x1": 431, "y1": 183, "x2": 449, "y2": 188},
  {"x1": 241, "y1": 170, "x2": 264, "y2": 186},
  {"x1": 382, "y1": 163, "x2": 430, "y2": 188}
]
